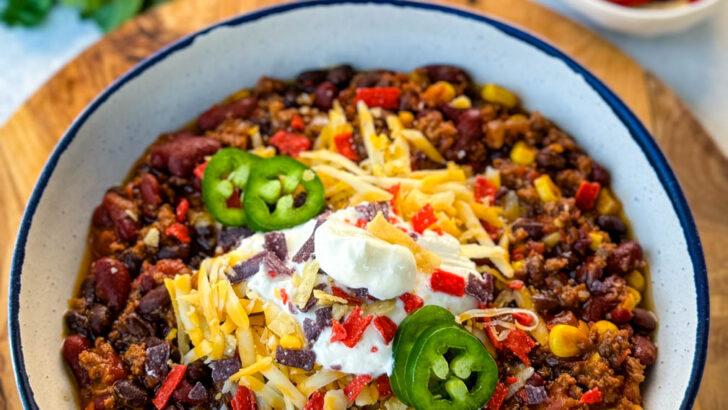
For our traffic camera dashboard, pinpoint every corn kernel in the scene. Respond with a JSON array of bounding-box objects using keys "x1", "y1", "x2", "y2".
[
  {"x1": 398, "y1": 111, "x2": 414, "y2": 128},
  {"x1": 450, "y1": 95, "x2": 472, "y2": 109},
  {"x1": 510, "y1": 141, "x2": 536, "y2": 165},
  {"x1": 542, "y1": 232, "x2": 561, "y2": 248},
  {"x1": 509, "y1": 114, "x2": 528, "y2": 121},
  {"x1": 626, "y1": 270, "x2": 646, "y2": 292},
  {"x1": 512, "y1": 260, "x2": 524, "y2": 272},
  {"x1": 548, "y1": 324, "x2": 586, "y2": 357},
  {"x1": 621, "y1": 286, "x2": 642, "y2": 311},
  {"x1": 588, "y1": 232, "x2": 603, "y2": 251},
  {"x1": 228, "y1": 88, "x2": 250, "y2": 102},
  {"x1": 323, "y1": 389, "x2": 348, "y2": 410},
  {"x1": 279, "y1": 334, "x2": 303, "y2": 350},
  {"x1": 481, "y1": 84, "x2": 519, "y2": 108},
  {"x1": 596, "y1": 188, "x2": 621, "y2": 215},
  {"x1": 593, "y1": 320, "x2": 618, "y2": 335},
  {"x1": 423, "y1": 81, "x2": 456, "y2": 105},
  {"x1": 534, "y1": 175, "x2": 561, "y2": 202}
]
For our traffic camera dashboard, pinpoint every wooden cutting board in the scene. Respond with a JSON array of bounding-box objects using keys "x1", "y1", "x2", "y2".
[{"x1": 0, "y1": 0, "x2": 726, "y2": 408}]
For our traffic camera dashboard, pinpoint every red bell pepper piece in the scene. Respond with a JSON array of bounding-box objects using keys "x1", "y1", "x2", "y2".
[
  {"x1": 291, "y1": 114, "x2": 305, "y2": 131},
  {"x1": 355, "y1": 87, "x2": 400, "y2": 109},
  {"x1": 373, "y1": 316, "x2": 397, "y2": 345},
  {"x1": 165, "y1": 222, "x2": 190, "y2": 243},
  {"x1": 485, "y1": 325, "x2": 502, "y2": 350},
  {"x1": 575, "y1": 180, "x2": 601, "y2": 211},
  {"x1": 280, "y1": 289, "x2": 289, "y2": 305},
  {"x1": 502, "y1": 329, "x2": 536, "y2": 366},
  {"x1": 344, "y1": 374, "x2": 372, "y2": 402},
  {"x1": 474, "y1": 176, "x2": 497, "y2": 204},
  {"x1": 193, "y1": 160, "x2": 209, "y2": 179},
  {"x1": 333, "y1": 132, "x2": 360, "y2": 161},
  {"x1": 507, "y1": 280, "x2": 524, "y2": 290},
  {"x1": 386, "y1": 184, "x2": 400, "y2": 211},
  {"x1": 506, "y1": 376, "x2": 518, "y2": 384},
  {"x1": 411, "y1": 204, "x2": 437, "y2": 234},
  {"x1": 269, "y1": 130, "x2": 311, "y2": 157},
  {"x1": 376, "y1": 374, "x2": 393, "y2": 399},
  {"x1": 486, "y1": 382, "x2": 509, "y2": 410},
  {"x1": 400, "y1": 292, "x2": 424, "y2": 314},
  {"x1": 152, "y1": 364, "x2": 187, "y2": 409},
  {"x1": 513, "y1": 312, "x2": 534, "y2": 326},
  {"x1": 303, "y1": 391, "x2": 324, "y2": 410},
  {"x1": 231, "y1": 385, "x2": 257, "y2": 410},
  {"x1": 331, "y1": 286, "x2": 364, "y2": 304},
  {"x1": 175, "y1": 198, "x2": 189, "y2": 222},
  {"x1": 579, "y1": 387, "x2": 603, "y2": 404},
  {"x1": 430, "y1": 269, "x2": 466, "y2": 297}
]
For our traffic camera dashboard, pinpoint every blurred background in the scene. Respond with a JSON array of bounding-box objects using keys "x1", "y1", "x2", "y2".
[{"x1": 1, "y1": 0, "x2": 727, "y2": 153}]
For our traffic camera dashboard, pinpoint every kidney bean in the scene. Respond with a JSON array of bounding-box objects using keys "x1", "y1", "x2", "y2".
[
  {"x1": 591, "y1": 162, "x2": 611, "y2": 186},
  {"x1": 353, "y1": 71, "x2": 383, "y2": 88},
  {"x1": 89, "y1": 393, "x2": 112, "y2": 410},
  {"x1": 526, "y1": 372, "x2": 546, "y2": 387},
  {"x1": 138, "y1": 286, "x2": 171, "y2": 320},
  {"x1": 63, "y1": 334, "x2": 91, "y2": 386},
  {"x1": 607, "y1": 241, "x2": 643, "y2": 275},
  {"x1": 296, "y1": 69, "x2": 328, "y2": 92},
  {"x1": 92, "y1": 204, "x2": 112, "y2": 228},
  {"x1": 102, "y1": 192, "x2": 139, "y2": 242},
  {"x1": 114, "y1": 379, "x2": 150, "y2": 408},
  {"x1": 631, "y1": 308, "x2": 657, "y2": 331},
  {"x1": 632, "y1": 334, "x2": 657, "y2": 366},
  {"x1": 597, "y1": 215, "x2": 627, "y2": 238},
  {"x1": 314, "y1": 81, "x2": 338, "y2": 111},
  {"x1": 575, "y1": 259, "x2": 603, "y2": 286},
  {"x1": 451, "y1": 109, "x2": 483, "y2": 158},
  {"x1": 93, "y1": 257, "x2": 131, "y2": 313},
  {"x1": 537, "y1": 148, "x2": 567, "y2": 170},
  {"x1": 140, "y1": 173, "x2": 162, "y2": 213},
  {"x1": 439, "y1": 103, "x2": 463, "y2": 122},
  {"x1": 581, "y1": 296, "x2": 610, "y2": 322},
  {"x1": 326, "y1": 65, "x2": 354, "y2": 89},
  {"x1": 89, "y1": 304, "x2": 112, "y2": 336},
  {"x1": 150, "y1": 133, "x2": 222, "y2": 178},
  {"x1": 423, "y1": 64, "x2": 471, "y2": 85},
  {"x1": 397, "y1": 90, "x2": 420, "y2": 112},
  {"x1": 609, "y1": 307, "x2": 634, "y2": 324},
  {"x1": 197, "y1": 97, "x2": 258, "y2": 131},
  {"x1": 548, "y1": 311, "x2": 578, "y2": 327}
]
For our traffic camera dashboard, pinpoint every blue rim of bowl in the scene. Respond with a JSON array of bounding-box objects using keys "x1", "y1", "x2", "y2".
[{"x1": 8, "y1": 0, "x2": 708, "y2": 408}]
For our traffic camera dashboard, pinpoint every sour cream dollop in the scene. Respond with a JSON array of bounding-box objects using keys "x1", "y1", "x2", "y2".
[{"x1": 314, "y1": 215, "x2": 416, "y2": 300}]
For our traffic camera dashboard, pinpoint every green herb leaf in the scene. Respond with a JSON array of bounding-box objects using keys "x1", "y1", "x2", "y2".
[
  {"x1": 91, "y1": 0, "x2": 142, "y2": 32},
  {"x1": 1, "y1": 0, "x2": 55, "y2": 26},
  {"x1": 59, "y1": 0, "x2": 106, "y2": 18}
]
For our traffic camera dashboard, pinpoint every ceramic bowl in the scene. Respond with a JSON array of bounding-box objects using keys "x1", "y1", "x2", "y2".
[
  {"x1": 8, "y1": 1, "x2": 708, "y2": 409},
  {"x1": 561, "y1": 0, "x2": 722, "y2": 36}
]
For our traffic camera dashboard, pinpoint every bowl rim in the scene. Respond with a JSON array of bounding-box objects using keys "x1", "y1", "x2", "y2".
[
  {"x1": 565, "y1": 0, "x2": 721, "y2": 20},
  {"x1": 8, "y1": 0, "x2": 709, "y2": 409}
]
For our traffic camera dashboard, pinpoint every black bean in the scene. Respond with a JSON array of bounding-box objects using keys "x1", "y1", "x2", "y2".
[
  {"x1": 423, "y1": 65, "x2": 471, "y2": 85},
  {"x1": 138, "y1": 286, "x2": 171, "y2": 319},
  {"x1": 326, "y1": 65, "x2": 354, "y2": 89},
  {"x1": 80, "y1": 277, "x2": 97, "y2": 304},
  {"x1": 512, "y1": 219, "x2": 544, "y2": 239},
  {"x1": 123, "y1": 313, "x2": 156, "y2": 338},
  {"x1": 313, "y1": 81, "x2": 338, "y2": 111},
  {"x1": 89, "y1": 304, "x2": 112, "y2": 336},
  {"x1": 296, "y1": 69, "x2": 328, "y2": 92},
  {"x1": 156, "y1": 243, "x2": 190, "y2": 262},
  {"x1": 631, "y1": 308, "x2": 657, "y2": 331},
  {"x1": 537, "y1": 148, "x2": 567, "y2": 170},
  {"x1": 596, "y1": 215, "x2": 627, "y2": 238},
  {"x1": 531, "y1": 293, "x2": 558, "y2": 313},
  {"x1": 591, "y1": 162, "x2": 611, "y2": 186},
  {"x1": 119, "y1": 250, "x2": 143, "y2": 278},
  {"x1": 114, "y1": 380, "x2": 149, "y2": 408},
  {"x1": 64, "y1": 311, "x2": 89, "y2": 337}
]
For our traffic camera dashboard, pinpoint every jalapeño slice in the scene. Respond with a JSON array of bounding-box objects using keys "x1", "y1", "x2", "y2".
[
  {"x1": 202, "y1": 148, "x2": 261, "y2": 226},
  {"x1": 403, "y1": 324, "x2": 498, "y2": 410},
  {"x1": 243, "y1": 156, "x2": 324, "y2": 231},
  {"x1": 391, "y1": 305, "x2": 456, "y2": 405}
]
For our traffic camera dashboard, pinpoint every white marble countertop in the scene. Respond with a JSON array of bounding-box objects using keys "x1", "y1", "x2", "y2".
[{"x1": 1, "y1": 1, "x2": 726, "y2": 153}]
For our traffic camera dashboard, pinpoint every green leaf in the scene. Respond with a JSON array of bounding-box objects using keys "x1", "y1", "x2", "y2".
[
  {"x1": 1, "y1": 0, "x2": 55, "y2": 26},
  {"x1": 91, "y1": 0, "x2": 142, "y2": 32},
  {"x1": 59, "y1": 0, "x2": 106, "y2": 18}
]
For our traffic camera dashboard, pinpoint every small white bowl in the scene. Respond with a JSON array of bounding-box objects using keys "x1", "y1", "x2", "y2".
[
  {"x1": 561, "y1": 0, "x2": 721, "y2": 36},
  {"x1": 8, "y1": 1, "x2": 708, "y2": 409}
]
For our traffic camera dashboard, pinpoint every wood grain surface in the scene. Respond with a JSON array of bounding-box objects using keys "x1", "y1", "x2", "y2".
[{"x1": 0, "y1": 0, "x2": 724, "y2": 408}]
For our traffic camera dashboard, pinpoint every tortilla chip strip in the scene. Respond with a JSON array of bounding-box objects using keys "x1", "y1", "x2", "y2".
[{"x1": 367, "y1": 212, "x2": 441, "y2": 273}]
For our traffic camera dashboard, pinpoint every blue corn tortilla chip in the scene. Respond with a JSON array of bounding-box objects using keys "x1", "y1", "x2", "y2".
[
  {"x1": 465, "y1": 273, "x2": 494, "y2": 304},
  {"x1": 210, "y1": 357, "x2": 241, "y2": 382},
  {"x1": 229, "y1": 251, "x2": 266, "y2": 283},
  {"x1": 264, "y1": 232, "x2": 287, "y2": 261},
  {"x1": 275, "y1": 346, "x2": 316, "y2": 371}
]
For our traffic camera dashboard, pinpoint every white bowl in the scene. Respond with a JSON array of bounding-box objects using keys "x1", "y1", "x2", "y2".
[
  {"x1": 8, "y1": 1, "x2": 708, "y2": 409},
  {"x1": 561, "y1": 0, "x2": 722, "y2": 36}
]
